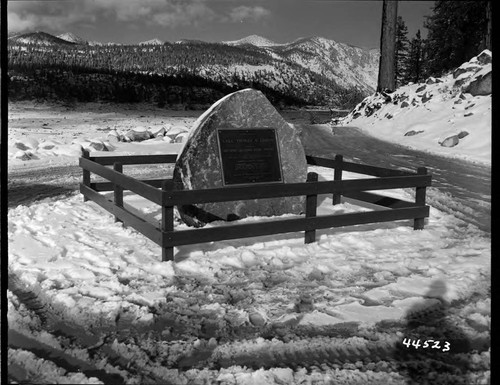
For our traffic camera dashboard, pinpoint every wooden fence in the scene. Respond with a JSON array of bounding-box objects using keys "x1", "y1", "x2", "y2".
[{"x1": 79, "y1": 151, "x2": 431, "y2": 261}]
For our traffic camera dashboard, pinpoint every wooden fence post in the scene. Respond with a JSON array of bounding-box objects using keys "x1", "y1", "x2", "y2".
[
  {"x1": 113, "y1": 162, "x2": 123, "y2": 223},
  {"x1": 414, "y1": 167, "x2": 428, "y2": 230},
  {"x1": 305, "y1": 172, "x2": 318, "y2": 244},
  {"x1": 332, "y1": 154, "x2": 343, "y2": 205},
  {"x1": 82, "y1": 150, "x2": 90, "y2": 202},
  {"x1": 162, "y1": 180, "x2": 175, "y2": 261}
]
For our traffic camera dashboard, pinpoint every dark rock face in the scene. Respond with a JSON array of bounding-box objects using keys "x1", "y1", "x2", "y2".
[{"x1": 173, "y1": 88, "x2": 307, "y2": 227}]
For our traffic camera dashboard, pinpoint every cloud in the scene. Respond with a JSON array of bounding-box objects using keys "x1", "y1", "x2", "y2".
[
  {"x1": 228, "y1": 6, "x2": 271, "y2": 23},
  {"x1": 8, "y1": 1, "x2": 95, "y2": 33},
  {"x1": 7, "y1": 0, "x2": 222, "y2": 32}
]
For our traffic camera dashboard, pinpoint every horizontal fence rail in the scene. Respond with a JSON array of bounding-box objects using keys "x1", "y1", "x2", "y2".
[{"x1": 79, "y1": 151, "x2": 431, "y2": 261}]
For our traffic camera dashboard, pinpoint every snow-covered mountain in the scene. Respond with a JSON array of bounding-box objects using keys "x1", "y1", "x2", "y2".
[
  {"x1": 57, "y1": 32, "x2": 87, "y2": 45},
  {"x1": 223, "y1": 35, "x2": 379, "y2": 93},
  {"x1": 222, "y1": 34, "x2": 281, "y2": 47},
  {"x1": 8, "y1": 31, "x2": 75, "y2": 46},
  {"x1": 139, "y1": 38, "x2": 164, "y2": 46},
  {"x1": 174, "y1": 39, "x2": 210, "y2": 45},
  {"x1": 270, "y1": 36, "x2": 379, "y2": 93}
]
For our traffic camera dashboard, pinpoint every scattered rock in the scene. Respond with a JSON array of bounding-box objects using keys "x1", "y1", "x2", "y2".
[
  {"x1": 249, "y1": 312, "x2": 266, "y2": 327},
  {"x1": 107, "y1": 130, "x2": 121, "y2": 143},
  {"x1": 440, "y1": 135, "x2": 459, "y2": 148},
  {"x1": 400, "y1": 101, "x2": 410, "y2": 108},
  {"x1": 385, "y1": 113, "x2": 393, "y2": 119},
  {"x1": 174, "y1": 132, "x2": 188, "y2": 143},
  {"x1": 165, "y1": 126, "x2": 188, "y2": 140},
  {"x1": 14, "y1": 150, "x2": 37, "y2": 160},
  {"x1": 415, "y1": 85, "x2": 426, "y2": 93},
  {"x1": 426, "y1": 77, "x2": 442, "y2": 85},
  {"x1": 421, "y1": 92, "x2": 433, "y2": 103},
  {"x1": 88, "y1": 140, "x2": 108, "y2": 151},
  {"x1": 404, "y1": 130, "x2": 424, "y2": 137},
  {"x1": 14, "y1": 138, "x2": 39, "y2": 150},
  {"x1": 150, "y1": 126, "x2": 166, "y2": 137},
  {"x1": 465, "y1": 103, "x2": 476, "y2": 110},
  {"x1": 458, "y1": 131, "x2": 469, "y2": 139},
  {"x1": 39, "y1": 140, "x2": 59, "y2": 150},
  {"x1": 124, "y1": 127, "x2": 152, "y2": 142}
]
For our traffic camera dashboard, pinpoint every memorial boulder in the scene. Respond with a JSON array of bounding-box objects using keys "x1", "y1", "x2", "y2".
[{"x1": 173, "y1": 88, "x2": 307, "y2": 227}]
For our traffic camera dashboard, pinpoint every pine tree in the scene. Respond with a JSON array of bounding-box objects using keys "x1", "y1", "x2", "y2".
[
  {"x1": 423, "y1": 0, "x2": 490, "y2": 76},
  {"x1": 404, "y1": 30, "x2": 425, "y2": 84},
  {"x1": 395, "y1": 16, "x2": 410, "y2": 87}
]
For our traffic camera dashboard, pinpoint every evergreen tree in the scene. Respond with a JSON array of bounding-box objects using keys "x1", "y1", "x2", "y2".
[
  {"x1": 423, "y1": 0, "x2": 490, "y2": 76},
  {"x1": 395, "y1": 16, "x2": 410, "y2": 87},
  {"x1": 404, "y1": 30, "x2": 425, "y2": 84}
]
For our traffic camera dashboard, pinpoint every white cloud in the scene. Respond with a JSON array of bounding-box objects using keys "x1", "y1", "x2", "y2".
[
  {"x1": 228, "y1": 6, "x2": 271, "y2": 23},
  {"x1": 8, "y1": 1, "x2": 95, "y2": 33},
  {"x1": 7, "y1": 0, "x2": 223, "y2": 32}
]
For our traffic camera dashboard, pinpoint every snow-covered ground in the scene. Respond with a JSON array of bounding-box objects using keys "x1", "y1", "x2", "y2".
[{"x1": 7, "y1": 53, "x2": 491, "y2": 384}]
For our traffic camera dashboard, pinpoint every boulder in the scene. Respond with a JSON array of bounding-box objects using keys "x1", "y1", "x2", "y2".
[
  {"x1": 440, "y1": 135, "x2": 459, "y2": 148},
  {"x1": 458, "y1": 131, "x2": 469, "y2": 139},
  {"x1": 124, "y1": 127, "x2": 152, "y2": 142},
  {"x1": 421, "y1": 92, "x2": 433, "y2": 103},
  {"x1": 476, "y1": 50, "x2": 492, "y2": 65},
  {"x1": 173, "y1": 88, "x2": 307, "y2": 227},
  {"x1": 174, "y1": 132, "x2": 189, "y2": 143},
  {"x1": 465, "y1": 70, "x2": 491, "y2": 96}
]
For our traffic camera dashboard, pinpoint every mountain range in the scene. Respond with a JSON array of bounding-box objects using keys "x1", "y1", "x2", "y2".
[
  {"x1": 9, "y1": 31, "x2": 379, "y2": 94},
  {"x1": 8, "y1": 31, "x2": 380, "y2": 108}
]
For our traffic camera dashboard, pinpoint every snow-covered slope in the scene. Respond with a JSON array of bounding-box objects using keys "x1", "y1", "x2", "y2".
[
  {"x1": 223, "y1": 35, "x2": 380, "y2": 93},
  {"x1": 139, "y1": 38, "x2": 164, "y2": 46},
  {"x1": 269, "y1": 36, "x2": 379, "y2": 93},
  {"x1": 8, "y1": 31, "x2": 75, "y2": 46},
  {"x1": 222, "y1": 34, "x2": 281, "y2": 47},
  {"x1": 57, "y1": 32, "x2": 87, "y2": 45},
  {"x1": 336, "y1": 50, "x2": 492, "y2": 165}
]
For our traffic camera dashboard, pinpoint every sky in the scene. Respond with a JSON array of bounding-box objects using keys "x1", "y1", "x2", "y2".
[{"x1": 8, "y1": 0, "x2": 434, "y2": 49}]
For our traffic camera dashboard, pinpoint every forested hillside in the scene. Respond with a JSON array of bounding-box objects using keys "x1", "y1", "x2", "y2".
[{"x1": 7, "y1": 38, "x2": 366, "y2": 109}]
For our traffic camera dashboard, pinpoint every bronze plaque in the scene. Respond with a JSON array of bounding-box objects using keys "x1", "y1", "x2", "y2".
[{"x1": 217, "y1": 128, "x2": 283, "y2": 185}]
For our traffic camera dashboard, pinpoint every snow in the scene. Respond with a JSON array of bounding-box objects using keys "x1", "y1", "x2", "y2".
[
  {"x1": 7, "y1": 54, "x2": 491, "y2": 383},
  {"x1": 337, "y1": 50, "x2": 491, "y2": 166}
]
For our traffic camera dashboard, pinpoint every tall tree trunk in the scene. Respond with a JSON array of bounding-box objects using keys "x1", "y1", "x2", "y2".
[
  {"x1": 483, "y1": 1, "x2": 491, "y2": 51},
  {"x1": 377, "y1": 0, "x2": 399, "y2": 93}
]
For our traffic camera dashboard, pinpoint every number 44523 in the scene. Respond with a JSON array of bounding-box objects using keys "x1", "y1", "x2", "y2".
[{"x1": 402, "y1": 338, "x2": 450, "y2": 352}]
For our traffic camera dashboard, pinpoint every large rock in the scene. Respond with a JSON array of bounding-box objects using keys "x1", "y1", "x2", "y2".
[
  {"x1": 465, "y1": 70, "x2": 491, "y2": 96},
  {"x1": 173, "y1": 88, "x2": 307, "y2": 227}
]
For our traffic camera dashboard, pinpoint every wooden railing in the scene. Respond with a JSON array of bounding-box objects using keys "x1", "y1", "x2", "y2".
[{"x1": 80, "y1": 151, "x2": 431, "y2": 261}]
